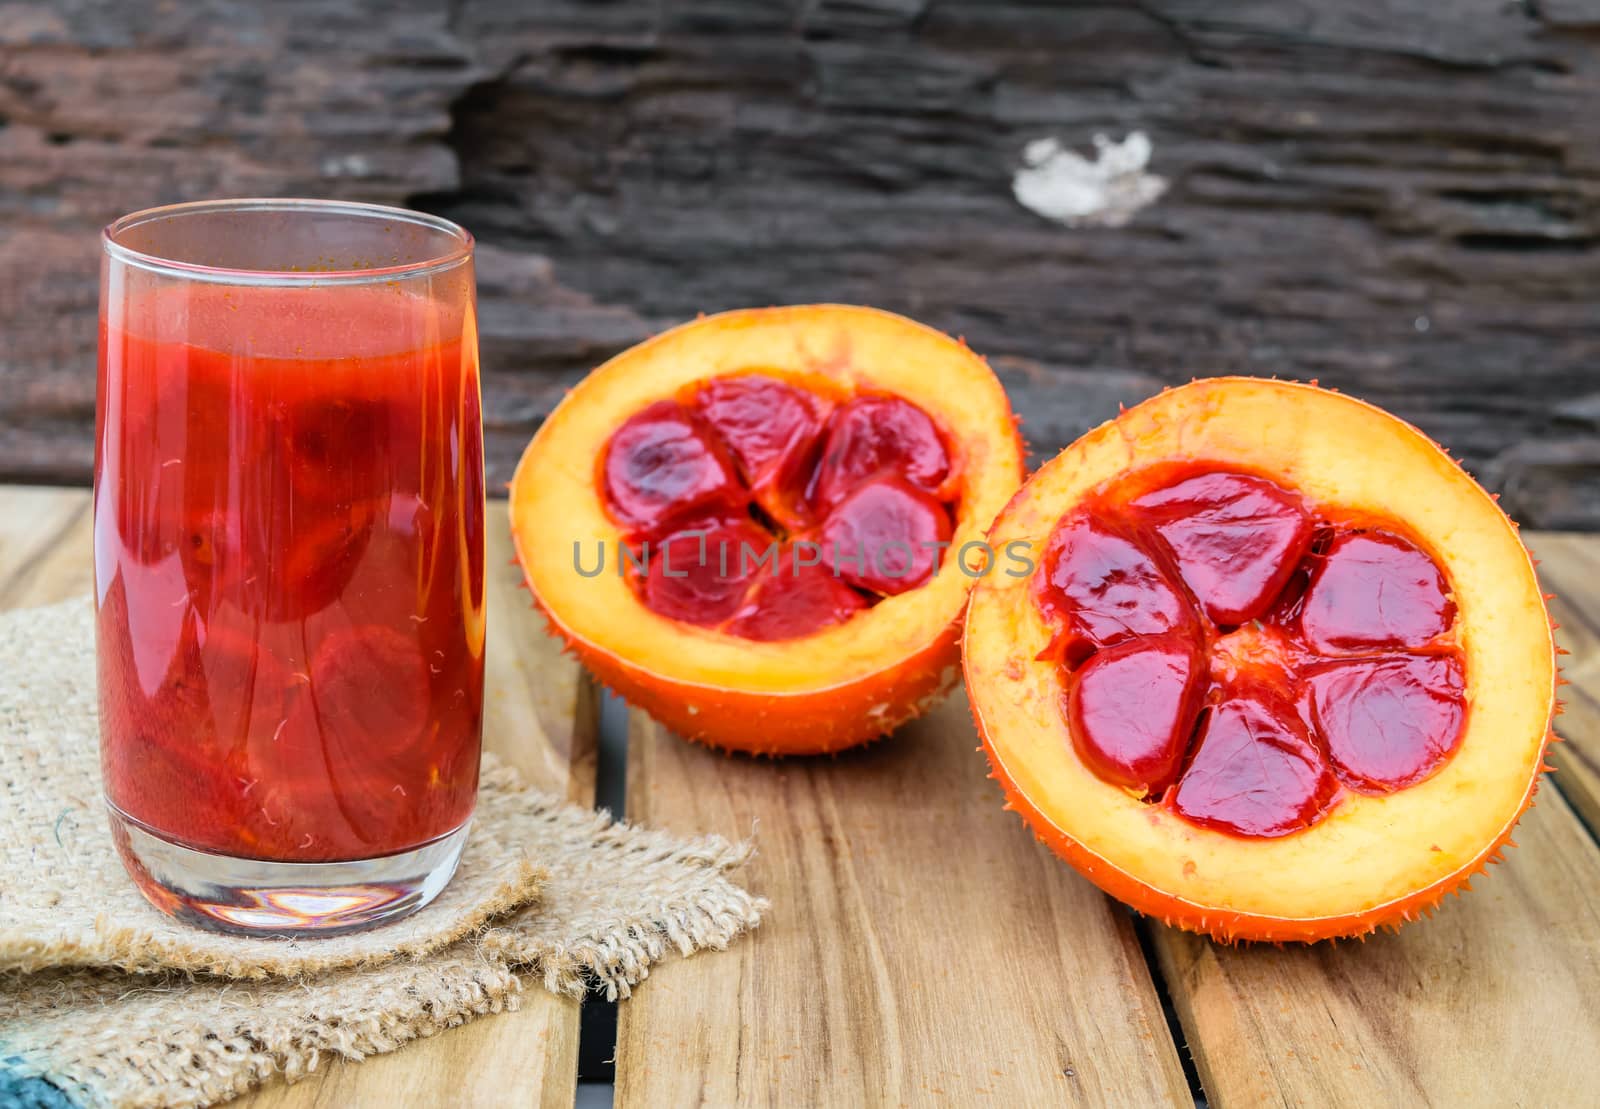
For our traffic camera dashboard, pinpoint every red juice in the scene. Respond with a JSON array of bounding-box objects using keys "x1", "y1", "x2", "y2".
[{"x1": 95, "y1": 282, "x2": 485, "y2": 863}]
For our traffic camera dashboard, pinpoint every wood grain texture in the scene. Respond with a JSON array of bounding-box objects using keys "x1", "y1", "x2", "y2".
[
  {"x1": 5, "y1": 1, "x2": 1600, "y2": 526},
  {"x1": 615, "y1": 692, "x2": 1192, "y2": 1108},
  {"x1": 1151, "y1": 531, "x2": 1600, "y2": 1109},
  {"x1": 1153, "y1": 789, "x2": 1600, "y2": 1108},
  {"x1": 0, "y1": 488, "x2": 592, "y2": 1109},
  {"x1": 0, "y1": 486, "x2": 94, "y2": 607},
  {"x1": 1527, "y1": 531, "x2": 1600, "y2": 836}
]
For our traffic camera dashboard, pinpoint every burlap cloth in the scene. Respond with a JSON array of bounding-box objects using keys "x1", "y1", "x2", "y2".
[{"x1": 0, "y1": 598, "x2": 766, "y2": 1107}]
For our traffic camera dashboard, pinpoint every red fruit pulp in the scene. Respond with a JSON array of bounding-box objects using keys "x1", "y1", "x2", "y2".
[
  {"x1": 1172, "y1": 691, "x2": 1338, "y2": 838},
  {"x1": 1035, "y1": 513, "x2": 1196, "y2": 662},
  {"x1": 642, "y1": 518, "x2": 776, "y2": 627},
  {"x1": 1305, "y1": 654, "x2": 1466, "y2": 792},
  {"x1": 603, "y1": 400, "x2": 744, "y2": 532},
  {"x1": 95, "y1": 284, "x2": 485, "y2": 862},
  {"x1": 810, "y1": 394, "x2": 951, "y2": 511},
  {"x1": 819, "y1": 477, "x2": 952, "y2": 595},
  {"x1": 1067, "y1": 632, "x2": 1206, "y2": 796},
  {"x1": 600, "y1": 377, "x2": 956, "y2": 640},
  {"x1": 726, "y1": 552, "x2": 869, "y2": 642},
  {"x1": 1296, "y1": 531, "x2": 1456, "y2": 651},
  {"x1": 695, "y1": 375, "x2": 826, "y2": 528},
  {"x1": 1033, "y1": 467, "x2": 1466, "y2": 838},
  {"x1": 1130, "y1": 471, "x2": 1314, "y2": 626}
]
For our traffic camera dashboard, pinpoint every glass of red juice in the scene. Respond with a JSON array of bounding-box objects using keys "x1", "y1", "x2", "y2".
[{"x1": 95, "y1": 199, "x2": 485, "y2": 934}]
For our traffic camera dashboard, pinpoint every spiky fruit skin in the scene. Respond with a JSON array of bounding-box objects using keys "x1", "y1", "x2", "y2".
[
  {"x1": 973, "y1": 706, "x2": 1553, "y2": 942},
  {"x1": 511, "y1": 304, "x2": 1024, "y2": 755},
  {"x1": 963, "y1": 377, "x2": 1559, "y2": 942},
  {"x1": 540, "y1": 591, "x2": 961, "y2": 756}
]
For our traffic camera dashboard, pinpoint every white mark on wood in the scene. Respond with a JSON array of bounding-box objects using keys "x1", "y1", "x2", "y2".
[
  {"x1": 1012, "y1": 131, "x2": 1167, "y2": 228},
  {"x1": 321, "y1": 153, "x2": 372, "y2": 178}
]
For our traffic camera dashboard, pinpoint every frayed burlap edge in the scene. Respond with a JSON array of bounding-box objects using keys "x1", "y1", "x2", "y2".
[
  {"x1": 482, "y1": 824, "x2": 761, "y2": 999},
  {"x1": 1, "y1": 821, "x2": 765, "y2": 1109}
]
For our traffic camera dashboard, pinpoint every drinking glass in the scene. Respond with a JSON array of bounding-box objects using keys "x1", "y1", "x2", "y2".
[{"x1": 95, "y1": 199, "x2": 485, "y2": 934}]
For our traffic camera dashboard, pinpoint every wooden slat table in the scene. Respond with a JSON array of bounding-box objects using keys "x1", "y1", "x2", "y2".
[
  {"x1": 617, "y1": 703, "x2": 1190, "y2": 1106},
  {"x1": 3, "y1": 484, "x2": 1598, "y2": 1107}
]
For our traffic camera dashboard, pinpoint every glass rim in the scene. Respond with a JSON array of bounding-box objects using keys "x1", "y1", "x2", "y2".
[{"x1": 102, "y1": 197, "x2": 474, "y2": 287}]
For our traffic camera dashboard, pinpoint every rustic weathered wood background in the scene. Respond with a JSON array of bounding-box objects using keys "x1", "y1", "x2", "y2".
[{"x1": 3, "y1": 0, "x2": 1597, "y2": 527}]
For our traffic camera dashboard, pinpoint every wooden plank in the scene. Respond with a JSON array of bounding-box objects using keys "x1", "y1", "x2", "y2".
[
  {"x1": 1154, "y1": 790, "x2": 1600, "y2": 1107},
  {"x1": 1151, "y1": 531, "x2": 1600, "y2": 1108},
  {"x1": 1526, "y1": 531, "x2": 1600, "y2": 835},
  {"x1": 0, "y1": 487, "x2": 593, "y2": 1109},
  {"x1": 0, "y1": 485, "x2": 94, "y2": 606},
  {"x1": 615, "y1": 692, "x2": 1192, "y2": 1108}
]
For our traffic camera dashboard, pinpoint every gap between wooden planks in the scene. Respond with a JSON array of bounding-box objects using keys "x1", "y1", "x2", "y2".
[
  {"x1": 0, "y1": 488, "x2": 595, "y2": 1109},
  {"x1": 616, "y1": 694, "x2": 1192, "y2": 1106}
]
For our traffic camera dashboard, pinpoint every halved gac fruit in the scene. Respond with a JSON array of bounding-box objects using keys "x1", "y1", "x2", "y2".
[
  {"x1": 511, "y1": 305, "x2": 1024, "y2": 754},
  {"x1": 963, "y1": 377, "x2": 1557, "y2": 941}
]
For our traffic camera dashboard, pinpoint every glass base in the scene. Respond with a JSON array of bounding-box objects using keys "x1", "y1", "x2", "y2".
[{"x1": 107, "y1": 803, "x2": 470, "y2": 936}]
